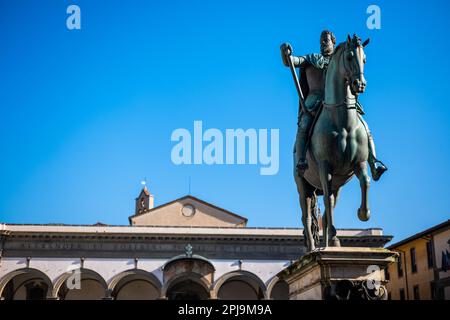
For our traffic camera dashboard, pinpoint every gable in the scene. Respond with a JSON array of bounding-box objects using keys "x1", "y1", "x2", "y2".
[{"x1": 129, "y1": 196, "x2": 247, "y2": 228}]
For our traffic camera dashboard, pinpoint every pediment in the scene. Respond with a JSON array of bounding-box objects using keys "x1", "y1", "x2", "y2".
[{"x1": 129, "y1": 196, "x2": 247, "y2": 227}]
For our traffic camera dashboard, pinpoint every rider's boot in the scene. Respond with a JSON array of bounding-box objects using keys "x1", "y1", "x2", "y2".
[
  {"x1": 367, "y1": 132, "x2": 387, "y2": 181},
  {"x1": 296, "y1": 114, "x2": 313, "y2": 175},
  {"x1": 296, "y1": 133, "x2": 309, "y2": 174}
]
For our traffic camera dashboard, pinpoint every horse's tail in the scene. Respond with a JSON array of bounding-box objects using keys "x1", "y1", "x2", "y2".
[{"x1": 310, "y1": 193, "x2": 320, "y2": 248}]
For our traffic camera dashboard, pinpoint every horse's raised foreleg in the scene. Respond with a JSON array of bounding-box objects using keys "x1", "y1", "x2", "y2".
[
  {"x1": 318, "y1": 161, "x2": 339, "y2": 247},
  {"x1": 355, "y1": 161, "x2": 371, "y2": 221}
]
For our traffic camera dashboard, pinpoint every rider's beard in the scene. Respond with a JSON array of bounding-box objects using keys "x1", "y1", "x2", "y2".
[{"x1": 321, "y1": 46, "x2": 333, "y2": 57}]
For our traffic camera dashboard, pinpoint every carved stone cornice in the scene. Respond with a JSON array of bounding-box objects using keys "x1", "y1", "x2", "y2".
[{"x1": 1, "y1": 230, "x2": 391, "y2": 260}]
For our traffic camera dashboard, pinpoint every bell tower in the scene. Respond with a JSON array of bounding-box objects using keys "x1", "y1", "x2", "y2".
[{"x1": 135, "y1": 186, "x2": 154, "y2": 215}]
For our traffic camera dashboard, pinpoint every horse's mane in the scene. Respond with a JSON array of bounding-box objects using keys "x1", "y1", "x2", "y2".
[
  {"x1": 333, "y1": 41, "x2": 346, "y2": 57},
  {"x1": 335, "y1": 41, "x2": 346, "y2": 52},
  {"x1": 329, "y1": 41, "x2": 345, "y2": 66},
  {"x1": 333, "y1": 35, "x2": 362, "y2": 57}
]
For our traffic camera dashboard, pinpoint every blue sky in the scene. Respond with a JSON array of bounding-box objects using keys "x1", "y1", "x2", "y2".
[{"x1": 0, "y1": 0, "x2": 449, "y2": 243}]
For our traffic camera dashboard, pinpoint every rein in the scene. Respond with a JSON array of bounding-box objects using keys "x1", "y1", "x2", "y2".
[{"x1": 323, "y1": 101, "x2": 357, "y2": 109}]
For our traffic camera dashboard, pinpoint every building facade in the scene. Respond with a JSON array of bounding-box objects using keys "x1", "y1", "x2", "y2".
[
  {"x1": 0, "y1": 187, "x2": 391, "y2": 300},
  {"x1": 386, "y1": 220, "x2": 450, "y2": 300}
]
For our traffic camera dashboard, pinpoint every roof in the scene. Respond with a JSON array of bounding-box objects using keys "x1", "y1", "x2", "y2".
[
  {"x1": 128, "y1": 194, "x2": 248, "y2": 223},
  {"x1": 135, "y1": 186, "x2": 150, "y2": 199},
  {"x1": 388, "y1": 219, "x2": 450, "y2": 249}
]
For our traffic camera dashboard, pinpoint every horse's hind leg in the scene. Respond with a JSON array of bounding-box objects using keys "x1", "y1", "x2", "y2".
[
  {"x1": 355, "y1": 162, "x2": 371, "y2": 221},
  {"x1": 300, "y1": 191, "x2": 315, "y2": 251},
  {"x1": 295, "y1": 175, "x2": 315, "y2": 251},
  {"x1": 294, "y1": 145, "x2": 316, "y2": 251}
]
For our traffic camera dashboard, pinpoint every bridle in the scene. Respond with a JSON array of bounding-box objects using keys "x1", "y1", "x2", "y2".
[{"x1": 341, "y1": 42, "x2": 365, "y2": 93}]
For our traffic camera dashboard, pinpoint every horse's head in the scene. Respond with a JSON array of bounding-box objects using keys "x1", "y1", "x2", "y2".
[{"x1": 342, "y1": 34, "x2": 370, "y2": 95}]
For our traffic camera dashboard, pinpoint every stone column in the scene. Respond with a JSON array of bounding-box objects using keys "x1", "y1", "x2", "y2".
[{"x1": 277, "y1": 247, "x2": 398, "y2": 300}]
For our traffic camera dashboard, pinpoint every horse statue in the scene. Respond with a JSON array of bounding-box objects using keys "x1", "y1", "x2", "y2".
[{"x1": 294, "y1": 34, "x2": 372, "y2": 251}]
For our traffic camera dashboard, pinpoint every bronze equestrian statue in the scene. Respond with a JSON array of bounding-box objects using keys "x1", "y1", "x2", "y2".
[{"x1": 280, "y1": 32, "x2": 387, "y2": 251}]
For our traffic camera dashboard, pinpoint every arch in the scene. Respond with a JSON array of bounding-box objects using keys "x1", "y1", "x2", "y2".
[
  {"x1": 52, "y1": 268, "x2": 108, "y2": 300},
  {"x1": 108, "y1": 269, "x2": 162, "y2": 300},
  {"x1": 162, "y1": 255, "x2": 215, "y2": 299},
  {"x1": 0, "y1": 268, "x2": 53, "y2": 300},
  {"x1": 163, "y1": 254, "x2": 215, "y2": 272},
  {"x1": 266, "y1": 276, "x2": 289, "y2": 300},
  {"x1": 212, "y1": 270, "x2": 267, "y2": 300},
  {"x1": 162, "y1": 255, "x2": 215, "y2": 283},
  {"x1": 161, "y1": 272, "x2": 211, "y2": 300}
]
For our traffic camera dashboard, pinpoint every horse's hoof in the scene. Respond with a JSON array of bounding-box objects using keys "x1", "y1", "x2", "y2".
[
  {"x1": 358, "y1": 208, "x2": 371, "y2": 221},
  {"x1": 331, "y1": 237, "x2": 341, "y2": 247}
]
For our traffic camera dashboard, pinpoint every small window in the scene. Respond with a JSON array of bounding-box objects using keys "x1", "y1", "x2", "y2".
[
  {"x1": 385, "y1": 268, "x2": 390, "y2": 281},
  {"x1": 397, "y1": 253, "x2": 404, "y2": 277},
  {"x1": 399, "y1": 288, "x2": 406, "y2": 300},
  {"x1": 411, "y1": 248, "x2": 417, "y2": 273},
  {"x1": 413, "y1": 285, "x2": 420, "y2": 300},
  {"x1": 426, "y1": 242, "x2": 434, "y2": 268}
]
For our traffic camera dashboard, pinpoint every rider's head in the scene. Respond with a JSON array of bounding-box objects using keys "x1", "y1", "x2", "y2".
[{"x1": 320, "y1": 30, "x2": 336, "y2": 57}]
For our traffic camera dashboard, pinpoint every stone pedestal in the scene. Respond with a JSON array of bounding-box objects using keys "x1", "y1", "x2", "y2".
[{"x1": 277, "y1": 247, "x2": 398, "y2": 300}]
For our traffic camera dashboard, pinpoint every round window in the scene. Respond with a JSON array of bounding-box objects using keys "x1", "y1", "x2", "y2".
[{"x1": 181, "y1": 204, "x2": 196, "y2": 217}]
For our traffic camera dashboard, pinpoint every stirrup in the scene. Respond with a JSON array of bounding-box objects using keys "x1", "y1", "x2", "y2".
[{"x1": 374, "y1": 159, "x2": 387, "y2": 168}]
